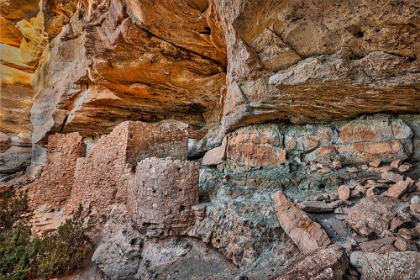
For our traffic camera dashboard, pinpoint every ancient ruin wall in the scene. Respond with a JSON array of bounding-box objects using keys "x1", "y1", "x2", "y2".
[
  {"x1": 65, "y1": 122, "x2": 132, "y2": 217},
  {"x1": 65, "y1": 120, "x2": 192, "y2": 220},
  {"x1": 28, "y1": 133, "x2": 86, "y2": 209},
  {"x1": 127, "y1": 157, "x2": 200, "y2": 237},
  {"x1": 125, "y1": 121, "x2": 189, "y2": 169}
]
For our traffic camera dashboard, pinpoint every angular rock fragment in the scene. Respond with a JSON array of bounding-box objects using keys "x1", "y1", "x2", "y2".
[
  {"x1": 381, "y1": 171, "x2": 404, "y2": 183},
  {"x1": 357, "y1": 237, "x2": 398, "y2": 253},
  {"x1": 386, "y1": 180, "x2": 411, "y2": 199},
  {"x1": 398, "y1": 164, "x2": 413, "y2": 173},
  {"x1": 273, "y1": 192, "x2": 331, "y2": 254},
  {"x1": 350, "y1": 251, "x2": 420, "y2": 280},
  {"x1": 394, "y1": 238, "x2": 418, "y2": 252},
  {"x1": 346, "y1": 196, "x2": 405, "y2": 238},
  {"x1": 390, "y1": 159, "x2": 403, "y2": 168},
  {"x1": 269, "y1": 245, "x2": 349, "y2": 280},
  {"x1": 332, "y1": 160, "x2": 342, "y2": 170},
  {"x1": 202, "y1": 146, "x2": 226, "y2": 166},
  {"x1": 338, "y1": 185, "x2": 351, "y2": 200},
  {"x1": 369, "y1": 160, "x2": 382, "y2": 168},
  {"x1": 396, "y1": 228, "x2": 418, "y2": 240},
  {"x1": 296, "y1": 201, "x2": 335, "y2": 213},
  {"x1": 375, "y1": 166, "x2": 394, "y2": 173},
  {"x1": 350, "y1": 189, "x2": 363, "y2": 198}
]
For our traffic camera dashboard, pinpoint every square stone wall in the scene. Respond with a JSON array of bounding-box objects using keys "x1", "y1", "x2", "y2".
[
  {"x1": 125, "y1": 120, "x2": 189, "y2": 169},
  {"x1": 127, "y1": 157, "x2": 199, "y2": 236},
  {"x1": 64, "y1": 120, "x2": 193, "y2": 239},
  {"x1": 28, "y1": 132, "x2": 86, "y2": 209},
  {"x1": 65, "y1": 122, "x2": 131, "y2": 216}
]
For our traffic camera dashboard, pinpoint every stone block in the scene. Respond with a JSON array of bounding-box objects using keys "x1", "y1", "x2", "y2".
[
  {"x1": 273, "y1": 191, "x2": 331, "y2": 254},
  {"x1": 202, "y1": 146, "x2": 226, "y2": 166}
]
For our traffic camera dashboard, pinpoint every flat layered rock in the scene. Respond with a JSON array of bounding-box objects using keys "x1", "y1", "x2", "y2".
[
  {"x1": 345, "y1": 196, "x2": 405, "y2": 238},
  {"x1": 274, "y1": 192, "x2": 331, "y2": 254},
  {"x1": 350, "y1": 251, "x2": 420, "y2": 280},
  {"x1": 381, "y1": 172, "x2": 404, "y2": 183},
  {"x1": 296, "y1": 201, "x2": 335, "y2": 213},
  {"x1": 358, "y1": 237, "x2": 398, "y2": 253},
  {"x1": 270, "y1": 245, "x2": 349, "y2": 280},
  {"x1": 387, "y1": 180, "x2": 411, "y2": 198},
  {"x1": 202, "y1": 146, "x2": 226, "y2": 166}
]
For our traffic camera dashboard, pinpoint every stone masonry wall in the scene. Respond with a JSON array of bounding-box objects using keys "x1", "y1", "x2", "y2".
[
  {"x1": 125, "y1": 120, "x2": 189, "y2": 169},
  {"x1": 28, "y1": 133, "x2": 86, "y2": 209},
  {"x1": 127, "y1": 157, "x2": 200, "y2": 237},
  {"x1": 65, "y1": 122, "x2": 132, "y2": 218},
  {"x1": 64, "y1": 120, "x2": 194, "y2": 237}
]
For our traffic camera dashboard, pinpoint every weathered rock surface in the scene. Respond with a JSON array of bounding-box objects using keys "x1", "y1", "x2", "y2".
[
  {"x1": 217, "y1": 0, "x2": 420, "y2": 132},
  {"x1": 29, "y1": 0, "x2": 227, "y2": 146},
  {"x1": 188, "y1": 200, "x2": 299, "y2": 267},
  {"x1": 2, "y1": 0, "x2": 420, "y2": 165},
  {"x1": 3, "y1": 1, "x2": 420, "y2": 279},
  {"x1": 127, "y1": 157, "x2": 199, "y2": 237},
  {"x1": 273, "y1": 192, "x2": 331, "y2": 254},
  {"x1": 270, "y1": 245, "x2": 349, "y2": 280},
  {"x1": 346, "y1": 196, "x2": 407, "y2": 238},
  {"x1": 350, "y1": 251, "x2": 420, "y2": 280}
]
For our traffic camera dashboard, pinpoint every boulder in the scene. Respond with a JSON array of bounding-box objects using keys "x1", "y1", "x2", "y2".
[
  {"x1": 270, "y1": 245, "x2": 349, "y2": 280},
  {"x1": 345, "y1": 196, "x2": 406, "y2": 238},
  {"x1": 350, "y1": 251, "x2": 420, "y2": 280}
]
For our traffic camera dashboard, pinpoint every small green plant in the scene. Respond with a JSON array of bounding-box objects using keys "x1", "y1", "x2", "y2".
[
  {"x1": 0, "y1": 187, "x2": 29, "y2": 230},
  {"x1": 0, "y1": 187, "x2": 89, "y2": 279},
  {"x1": 36, "y1": 205, "x2": 88, "y2": 279}
]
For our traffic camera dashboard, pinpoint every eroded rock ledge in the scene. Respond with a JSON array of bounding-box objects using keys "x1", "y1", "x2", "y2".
[{"x1": 2, "y1": 0, "x2": 420, "y2": 174}]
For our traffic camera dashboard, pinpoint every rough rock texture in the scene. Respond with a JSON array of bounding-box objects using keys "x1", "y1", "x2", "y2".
[
  {"x1": 188, "y1": 200, "x2": 299, "y2": 267},
  {"x1": 91, "y1": 205, "x2": 143, "y2": 280},
  {"x1": 127, "y1": 157, "x2": 199, "y2": 237},
  {"x1": 270, "y1": 245, "x2": 349, "y2": 280},
  {"x1": 350, "y1": 251, "x2": 420, "y2": 280},
  {"x1": 346, "y1": 196, "x2": 407, "y2": 238},
  {"x1": 2, "y1": 0, "x2": 420, "y2": 169},
  {"x1": 202, "y1": 117, "x2": 417, "y2": 168},
  {"x1": 273, "y1": 191, "x2": 331, "y2": 254},
  {"x1": 3, "y1": 1, "x2": 420, "y2": 279},
  {"x1": 29, "y1": 0, "x2": 227, "y2": 146},
  {"x1": 215, "y1": 1, "x2": 420, "y2": 133},
  {"x1": 0, "y1": 0, "x2": 46, "y2": 173},
  {"x1": 28, "y1": 133, "x2": 86, "y2": 209}
]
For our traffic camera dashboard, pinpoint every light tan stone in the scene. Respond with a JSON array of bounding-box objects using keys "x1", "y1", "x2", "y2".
[{"x1": 273, "y1": 192, "x2": 331, "y2": 254}]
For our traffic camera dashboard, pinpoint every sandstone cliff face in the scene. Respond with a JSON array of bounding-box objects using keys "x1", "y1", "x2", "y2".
[
  {"x1": 2, "y1": 1, "x2": 420, "y2": 279},
  {"x1": 0, "y1": 0, "x2": 45, "y2": 173},
  {"x1": 213, "y1": 0, "x2": 420, "y2": 134},
  {"x1": 2, "y1": 0, "x2": 420, "y2": 174}
]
